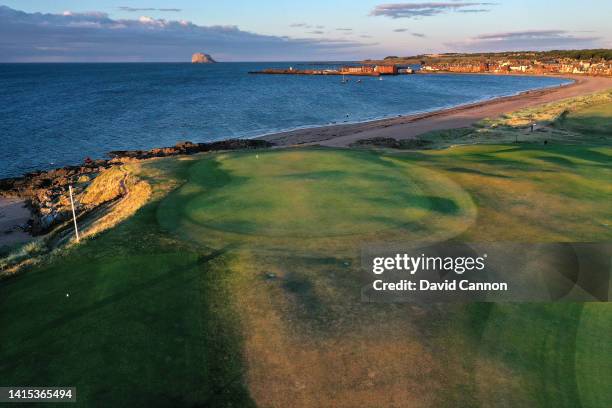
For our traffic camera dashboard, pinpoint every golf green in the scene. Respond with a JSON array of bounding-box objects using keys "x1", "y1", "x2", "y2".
[{"x1": 157, "y1": 148, "x2": 476, "y2": 252}]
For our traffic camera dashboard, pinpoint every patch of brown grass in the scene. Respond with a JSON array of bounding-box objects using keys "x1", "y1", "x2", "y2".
[
  {"x1": 228, "y1": 252, "x2": 487, "y2": 407},
  {"x1": 80, "y1": 166, "x2": 128, "y2": 206},
  {"x1": 80, "y1": 167, "x2": 151, "y2": 239}
]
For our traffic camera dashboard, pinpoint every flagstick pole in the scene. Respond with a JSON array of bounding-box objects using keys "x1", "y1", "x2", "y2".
[{"x1": 69, "y1": 185, "x2": 80, "y2": 243}]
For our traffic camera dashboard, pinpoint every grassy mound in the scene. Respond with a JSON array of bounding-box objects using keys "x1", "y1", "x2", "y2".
[{"x1": 557, "y1": 101, "x2": 612, "y2": 135}]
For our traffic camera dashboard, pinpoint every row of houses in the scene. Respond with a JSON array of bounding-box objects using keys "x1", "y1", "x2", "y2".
[
  {"x1": 421, "y1": 59, "x2": 612, "y2": 76},
  {"x1": 343, "y1": 65, "x2": 418, "y2": 75}
]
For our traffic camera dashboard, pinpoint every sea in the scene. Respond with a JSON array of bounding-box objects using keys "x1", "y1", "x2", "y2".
[{"x1": 0, "y1": 62, "x2": 572, "y2": 178}]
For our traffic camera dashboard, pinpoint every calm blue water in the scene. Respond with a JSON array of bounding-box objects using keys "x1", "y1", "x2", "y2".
[{"x1": 0, "y1": 63, "x2": 571, "y2": 177}]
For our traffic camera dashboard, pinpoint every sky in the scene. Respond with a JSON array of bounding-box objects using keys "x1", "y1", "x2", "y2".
[{"x1": 1, "y1": 1, "x2": 610, "y2": 62}]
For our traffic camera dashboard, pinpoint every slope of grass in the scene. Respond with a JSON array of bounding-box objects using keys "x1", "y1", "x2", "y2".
[{"x1": 557, "y1": 101, "x2": 612, "y2": 135}]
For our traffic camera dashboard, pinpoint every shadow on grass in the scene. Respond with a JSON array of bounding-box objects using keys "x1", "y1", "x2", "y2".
[{"x1": 446, "y1": 167, "x2": 513, "y2": 179}]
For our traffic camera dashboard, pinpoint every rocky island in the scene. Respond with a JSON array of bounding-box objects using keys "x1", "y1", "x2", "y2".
[{"x1": 191, "y1": 52, "x2": 216, "y2": 63}]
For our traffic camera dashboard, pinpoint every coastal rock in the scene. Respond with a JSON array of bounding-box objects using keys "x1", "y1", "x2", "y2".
[
  {"x1": 1, "y1": 138, "x2": 274, "y2": 235},
  {"x1": 108, "y1": 139, "x2": 274, "y2": 160},
  {"x1": 191, "y1": 53, "x2": 217, "y2": 64},
  {"x1": 0, "y1": 160, "x2": 111, "y2": 234}
]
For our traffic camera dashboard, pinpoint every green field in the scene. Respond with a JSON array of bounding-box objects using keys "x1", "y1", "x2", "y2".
[{"x1": 1, "y1": 100, "x2": 611, "y2": 407}]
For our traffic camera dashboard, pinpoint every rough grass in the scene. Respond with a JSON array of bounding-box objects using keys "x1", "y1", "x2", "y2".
[
  {"x1": 80, "y1": 165, "x2": 152, "y2": 240},
  {"x1": 0, "y1": 239, "x2": 46, "y2": 273},
  {"x1": 80, "y1": 166, "x2": 128, "y2": 206}
]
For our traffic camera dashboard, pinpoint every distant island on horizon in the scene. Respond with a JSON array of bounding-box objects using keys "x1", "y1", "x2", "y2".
[{"x1": 191, "y1": 53, "x2": 217, "y2": 64}]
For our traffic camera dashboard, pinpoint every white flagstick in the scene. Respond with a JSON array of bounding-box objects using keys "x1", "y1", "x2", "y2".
[{"x1": 68, "y1": 185, "x2": 80, "y2": 243}]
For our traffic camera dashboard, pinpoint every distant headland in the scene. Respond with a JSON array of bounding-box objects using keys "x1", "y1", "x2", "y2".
[{"x1": 191, "y1": 53, "x2": 217, "y2": 63}]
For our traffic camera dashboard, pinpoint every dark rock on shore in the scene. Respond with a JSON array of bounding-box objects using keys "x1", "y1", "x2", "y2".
[
  {"x1": 0, "y1": 160, "x2": 112, "y2": 234},
  {"x1": 108, "y1": 139, "x2": 274, "y2": 160}
]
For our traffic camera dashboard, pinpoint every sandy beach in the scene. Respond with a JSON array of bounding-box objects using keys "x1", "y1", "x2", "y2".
[
  {"x1": 261, "y1": 74, "x2": 612, "y2": 147},
  {"x1": 0, "y1": 196, "x2": 31, "y2": 247}
]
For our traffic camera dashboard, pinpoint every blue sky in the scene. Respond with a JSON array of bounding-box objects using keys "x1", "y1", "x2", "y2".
[{"x1": 1, "y1": 1, "x2": 610, "y2": 61}]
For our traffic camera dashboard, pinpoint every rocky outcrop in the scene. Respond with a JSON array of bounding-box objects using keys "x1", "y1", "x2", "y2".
[
  {"x1": 191, "y1": 53, "x2": 216, "y2": 63},
  {"x1": 0, "y1": 139, "x2": 273, "y2": 235},
  {"x1": 0, "y1": 160, "x2": 112, "y2": 234}
]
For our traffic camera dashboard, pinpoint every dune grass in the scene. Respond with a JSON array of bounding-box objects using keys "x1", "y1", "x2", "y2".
[
  {"x1": 374, "y1": 91, "x2": 612, "y2": 150},
  {"x1": 1, "y1": 141, "x2": 610, "y2": 406}
]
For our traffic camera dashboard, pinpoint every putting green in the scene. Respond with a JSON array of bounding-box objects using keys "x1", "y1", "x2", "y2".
[{"x1": 157, "y1": 148, "x2": 476, "y2": 252}]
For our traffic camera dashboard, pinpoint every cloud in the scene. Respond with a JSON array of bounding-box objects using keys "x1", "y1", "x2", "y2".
[
  {"x1": 456, "y1": 8, "x2": 490, "y2": 13},
  {"x1": 370, "y1": 2, "x2": 497, "y2": 19},
  {"x1": 0, "y1": 6, "x2": 375, "y2": 62},
  {"x1": 393, "y1": 28, "x2": 426, "y2": 37},
  {"x1": 119, "y1": 7, "x2": 181, "y2": 12},
  {"x1": 290, "y1": 22, "x2": 310, "y2": 28},
  {"x1": 446, "y1": 30, "x2": 602, "y2": 51},
  {"x1": 474, "y1": 30, "x2": 569, "y2": 40},
  {"x1": 308, "y1": 30, "x2": 325, "y2": 35},
  {"x1": 336, "y1": 28, "x2": 352, "y2": 31}
]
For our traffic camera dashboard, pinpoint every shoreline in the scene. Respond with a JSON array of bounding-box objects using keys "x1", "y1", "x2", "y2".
[
  {"x1": 1, "y1": 73, "x2": 611, "y2": 248},
  {"x1": 0, "y1": 72, "x2": 586, "y2": 180},
  {"x1": 0, "y1": 197, "x2": 31, "y2": 247},
  {"x1": 2, "y1": 73, "x2": 606, "y2": 180},
  {"x1": 259, "y1": 74, "x2": 612, "y2": 147},
  {"x1": 250, "y1": 75, "x2": 571, "y2": 140}
]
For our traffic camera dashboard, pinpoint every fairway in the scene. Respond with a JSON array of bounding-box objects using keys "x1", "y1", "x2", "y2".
[{"x1": 1, "y1": 145, "x2": 610, "y2": 407}]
